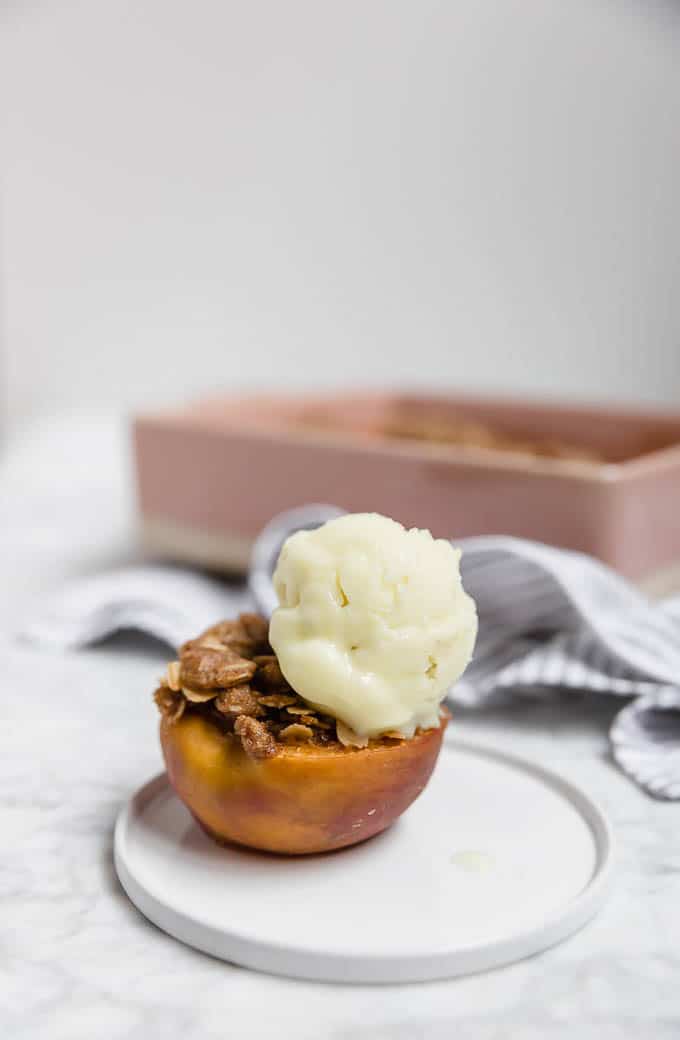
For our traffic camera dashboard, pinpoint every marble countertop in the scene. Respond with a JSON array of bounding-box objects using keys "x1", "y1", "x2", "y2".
[{"x1": 2, "y1": 415, "x2": 679, "y2": 1040}]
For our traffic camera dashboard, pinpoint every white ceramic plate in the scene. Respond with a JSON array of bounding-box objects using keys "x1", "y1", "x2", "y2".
[{"x1": 114, "y1": 739, "x2": 613, "y2": 983}]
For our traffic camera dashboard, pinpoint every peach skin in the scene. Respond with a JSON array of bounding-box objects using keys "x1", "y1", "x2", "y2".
[{"x1": 160, "y1": 710, "x2": 449, "y2": 855}]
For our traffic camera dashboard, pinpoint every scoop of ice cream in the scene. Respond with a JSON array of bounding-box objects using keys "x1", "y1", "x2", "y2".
[{"x1": 269, "y1": 513, "x2": 477, "y2": 739}]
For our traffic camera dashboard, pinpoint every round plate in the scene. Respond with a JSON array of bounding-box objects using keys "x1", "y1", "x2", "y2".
[{"x1": 114, "y1": 740, "x2": 613, "y2": 983}]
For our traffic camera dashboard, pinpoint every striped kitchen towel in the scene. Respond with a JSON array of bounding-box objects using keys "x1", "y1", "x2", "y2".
[
  {"x1": 455, "y1": 535, "x2": 680, "y2": 799},
  {"x1": 22, "y1": 506, "x2": 680, "y2": 799}
]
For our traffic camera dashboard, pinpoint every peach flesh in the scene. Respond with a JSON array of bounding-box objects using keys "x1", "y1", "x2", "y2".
[{"x1": 160, "y1": 711, "x2": 449, "y2": 855}]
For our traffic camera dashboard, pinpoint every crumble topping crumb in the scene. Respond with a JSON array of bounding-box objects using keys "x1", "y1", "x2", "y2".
[
  {"x1": 179, "y1": 646, "x2": 257, "y2": 690},
  {"x1": 154, "y1": 613, "x2": 418, "y2": 757},
  {"x1": 154, "y1": 686, "x2": 185, "y2": 724},
  {"x1": 234, "y1": 715, "x2": 277, "y2": 760},
  {"x1": 215, "y1": 686, "x2": 264, "y2": 718}
]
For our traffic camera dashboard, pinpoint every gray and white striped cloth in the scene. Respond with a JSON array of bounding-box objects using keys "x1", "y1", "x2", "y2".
[
  {"x1": 23, "y1": 506, "x2": 680, "y2": 799},
  {"x1": 456, "y1": 536, "x2": 680, "y2": 800}
]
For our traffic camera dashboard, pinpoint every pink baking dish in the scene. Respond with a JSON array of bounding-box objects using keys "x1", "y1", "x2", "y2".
[{"x1": 133, "y1": 391, "x2": 680, "y2": 585}]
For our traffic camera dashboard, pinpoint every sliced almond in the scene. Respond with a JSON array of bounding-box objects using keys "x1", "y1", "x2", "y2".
[
  {"x1": 182, "y1": 686, "x2": 219, "y2": 703},
  {"x1": 279, "y1": 723, "x2": 314, "y2": 744},
  {"x1": 336, "y1": 720, "x2": 369, "y2": 748},
  {"x1": 166, "y1": 661, "x2": 182, "y2": 691},
  {"x1": 257, "y1": 693, "x2": 298, "y2": 708},
  {"x1": 153, "y1": 686, "x2": 185, "y2": 723},
  {"x1": 309, "y1": 717, "x2": 333, "y2": 730}
]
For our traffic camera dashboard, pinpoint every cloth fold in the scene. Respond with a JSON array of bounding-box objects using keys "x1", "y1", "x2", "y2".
[{"x1": 21, "y1": 506, "x2": 680, "y2": 799}]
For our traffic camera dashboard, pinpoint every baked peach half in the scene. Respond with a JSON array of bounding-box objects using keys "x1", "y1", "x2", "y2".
[
  {"x1": 154, "y1": 613, "x2": 449, "y2": 855},
  {"x1": 160, "y1": 709, "x2": 448, "y2": 855}
]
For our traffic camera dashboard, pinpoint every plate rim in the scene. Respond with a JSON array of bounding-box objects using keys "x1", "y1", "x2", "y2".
[{"x1": 114, "y1": 738, "x2": 614, "y2": 983}]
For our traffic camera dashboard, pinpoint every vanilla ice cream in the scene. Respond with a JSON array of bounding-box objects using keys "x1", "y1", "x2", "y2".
[{"x1": 269, "y1": 513, "x2": 477, "y2": 739}]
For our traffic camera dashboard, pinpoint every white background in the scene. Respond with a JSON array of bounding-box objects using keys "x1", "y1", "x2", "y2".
[{"x1": 2, "y1": 0, "x2": 680, "y2": 428}]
